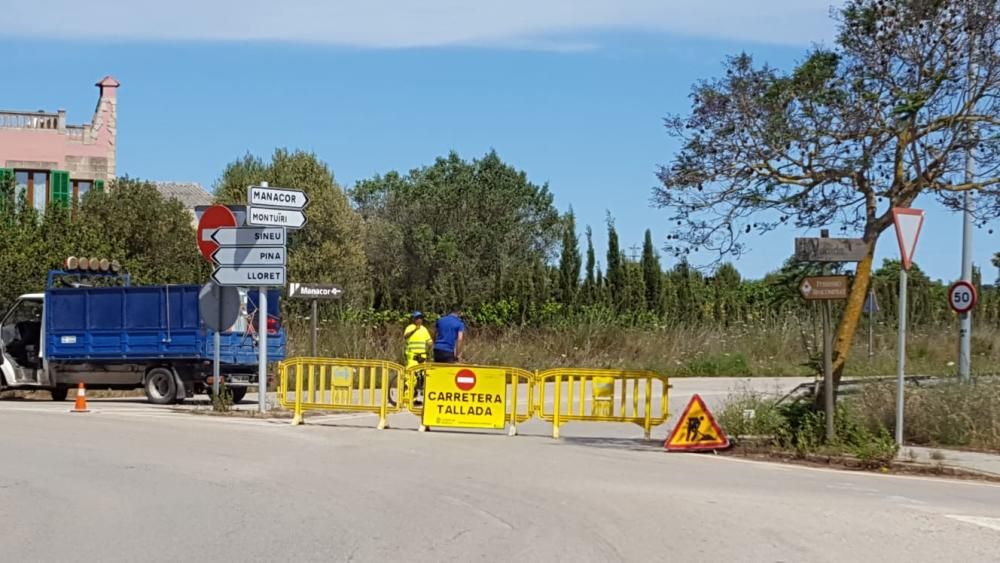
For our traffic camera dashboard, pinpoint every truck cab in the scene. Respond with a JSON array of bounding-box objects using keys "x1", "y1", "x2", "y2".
[{"x1": 0, "y1": 294, "x2": 49, "y2": 391}]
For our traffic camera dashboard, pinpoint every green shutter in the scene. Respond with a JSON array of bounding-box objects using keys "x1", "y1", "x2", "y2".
[
  {"x1": 50, "y1": 170, "x2": 70, "y2": 208},
  {"x1": 94, "y1": 179, "x2": 105, "y2": 193},
  {"x1": 0, "y1": 168, "x2": 12, "y2": 213}
]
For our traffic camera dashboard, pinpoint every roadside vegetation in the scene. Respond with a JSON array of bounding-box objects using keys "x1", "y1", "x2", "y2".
[{"x1": 718, "y1": 378, "x2": 1000, "y2": 458}]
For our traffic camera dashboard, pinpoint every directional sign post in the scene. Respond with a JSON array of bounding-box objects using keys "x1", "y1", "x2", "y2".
[
  {"x1": 211, "y1": 266, "x2": 286, "y2": 287},
  {"x1": 798, "y1": 276, "x2": 849, "y2": 300},
  {"x1": 288, "y1": 283, "x2": 344, "y2": 356},
  {"x1": 211, "y1": 227, "x2": 286, "y2": 247},
  {"x1": 892, "y1": 208, "x2": 925, "y2": 445},
  {"x1": 794, "y1": 230, "x2": 866, "y2": 441},
  {"x1": 212, "y1": 246, "x2": 286, "y2": 266},
  {"x1": 248, "y1": 186, "x2": 310, "y2": 210},
  {"x1": 247, "y1": 185, "x2": 309, "y2": 230},
  {"x1": 248, "y1": 207, "x2": 307, "y2": 229}
]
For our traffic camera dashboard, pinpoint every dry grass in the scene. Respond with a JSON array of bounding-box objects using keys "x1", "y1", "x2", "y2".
[
  {"x1": 853, "y1": 378, "x2": 1000, "y2": 452},
  {"x1": 284, "y1": 319, "x2": 1000, "y2": 377}
]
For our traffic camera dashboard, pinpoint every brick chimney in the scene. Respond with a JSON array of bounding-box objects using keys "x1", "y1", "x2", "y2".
[{"x1": 91, "y1": 76, "x2": 119, "y2": 180}]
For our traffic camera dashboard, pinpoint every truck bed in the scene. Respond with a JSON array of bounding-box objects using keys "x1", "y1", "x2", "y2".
[{"x1": 44, "y1": 285, "x2": 285, "y2": 363}]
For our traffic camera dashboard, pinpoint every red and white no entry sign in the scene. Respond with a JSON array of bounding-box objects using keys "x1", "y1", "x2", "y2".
[
  {"x1": 948, "y1": 281, "x2": 977, "y2": 314},
  {"x1": 197, "y1": 205, "x2": 238, "y2": 263},
  {"x1": 455, "y1": 369, "x2": 477, "y2": 391}
]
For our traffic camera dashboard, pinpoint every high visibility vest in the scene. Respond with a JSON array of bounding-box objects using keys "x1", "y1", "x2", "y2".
[{"x1": 404, "y1": 325, "x2": 431, "y2": 356}]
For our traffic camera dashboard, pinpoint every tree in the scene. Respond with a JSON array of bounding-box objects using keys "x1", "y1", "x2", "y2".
[
  {"x1": 214, "y1": 149, "x2": 369, "y2": 307},
  {"x1": 80, "y1": 177, "x2": 206, "y2": 285},
  {"x1": 583, "y1": 226, "x2": 597, "y2": 304},
  {"x1": 606, "y1": 217, "x2": 625, "y2": 310},
  {"x1": 0, "y1": 177, "x2": 204, "y2": 308},
  {"x1": 655, "y1": 0, "x2": 1000, "y2": 394},
  {"x1": 558, "y1": 210, "x2": 582, "y2": 306},
  {"x1": 352, "y1": 151, "x2": 561, "y2": 313},
  {"x1": 641, "y1": 229, "x2": 663, "y2": 313}
]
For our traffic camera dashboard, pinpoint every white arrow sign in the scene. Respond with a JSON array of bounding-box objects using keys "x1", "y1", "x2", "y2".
[
  {"x1": 212, "y1": 246, "x2": 286, "y2": 266},
  {"x1": 211, "y1": 227, "x2": 286, "y2": 246},
  {"x1": 248, "y1": 186, "x2": 309, "y2": 210},
  {"x1": 248, "y1": 206, "x2": 307, "y2": 229},
  {"x1": 212, "y1": 266, "x2": 286, "y2": 287}
]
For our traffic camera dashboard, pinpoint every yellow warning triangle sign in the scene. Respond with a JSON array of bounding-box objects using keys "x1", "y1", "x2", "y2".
[{"x1": 665, "y1": 394, "x2": 730, "y2": 452}]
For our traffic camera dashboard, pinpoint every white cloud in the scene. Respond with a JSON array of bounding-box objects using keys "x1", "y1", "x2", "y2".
[{"x1": 3, "y1": 0, "x2": 840, "y2": 49}]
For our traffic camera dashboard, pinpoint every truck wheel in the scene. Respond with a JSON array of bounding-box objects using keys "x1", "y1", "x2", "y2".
[
  {"x1": 144, "y1": 368, "x2": 177, "y2": 405},
  {"x1": 229, "y1": 387, "x2": 247, "y2": 404},
  {"x1": 50, "y1": 387, "x2": 69, "y2": 401}
]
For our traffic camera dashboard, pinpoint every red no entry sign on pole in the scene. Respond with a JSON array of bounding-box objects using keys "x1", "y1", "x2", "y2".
[{"x1": 197, "y1": 205, "x2": 238, "y2": 263}]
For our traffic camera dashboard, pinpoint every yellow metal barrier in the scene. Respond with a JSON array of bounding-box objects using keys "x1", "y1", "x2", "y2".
[
  {"x1": 405, "y1": 363, "x2": 535, "y2": 436},
  {"x1": 534, "y1": 368, "x2": 671, "y2": 439},
  {"x1": 277, "y1": 357, "x2": 405, "y2": 430}
]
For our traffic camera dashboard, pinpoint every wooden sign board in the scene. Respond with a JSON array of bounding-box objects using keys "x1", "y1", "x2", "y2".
[
  {"x1": 794, "y1": 238, "x2": 867, "y2": 263},
  {"x1": 799, "y1": 276, "x2": 850, "y2": 300}
]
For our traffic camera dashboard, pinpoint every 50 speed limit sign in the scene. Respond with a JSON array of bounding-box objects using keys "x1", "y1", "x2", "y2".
[{"x1": 948, "y1": 281, "x2": 977, "y2": 314}]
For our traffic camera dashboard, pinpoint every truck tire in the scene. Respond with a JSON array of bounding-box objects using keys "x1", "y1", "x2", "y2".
[
  {"x1": 50, "y1": 387, "x2": 69, "y2": 401},
  {"x1": 229, "y1": 387, "x2": 247, "y2": 404},
  {"x1": 144, "y1": 368, "x2": 177, "y2": 405}
]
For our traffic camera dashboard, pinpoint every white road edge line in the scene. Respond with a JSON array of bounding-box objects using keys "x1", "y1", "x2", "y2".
[
  {"x1": 698, "y1": 452, "x2": 1000, "y2": 488},
  {"x1": 944, "y1": 515, "x2": 1000, "y2": 532}
]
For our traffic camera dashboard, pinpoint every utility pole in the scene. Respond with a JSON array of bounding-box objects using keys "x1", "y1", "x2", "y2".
[{"x1": 958, "y1": 37, "x2": 976, "y2": 383}]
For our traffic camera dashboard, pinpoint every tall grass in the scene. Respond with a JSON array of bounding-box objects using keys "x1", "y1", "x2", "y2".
[
  {"x1": 853, "y1": 379, "x2": 1000, "y2": 451},
  {"x1": 284, "y1": 318, "x2": 1000, "y2": 377}
]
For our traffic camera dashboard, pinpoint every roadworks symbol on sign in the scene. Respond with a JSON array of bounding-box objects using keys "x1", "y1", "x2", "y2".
[{"x1": 665, "y1": 394, "x2": 730, "y2": 452}]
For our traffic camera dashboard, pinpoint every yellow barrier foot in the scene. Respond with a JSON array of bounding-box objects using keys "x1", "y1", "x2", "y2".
[
  {"x1": 291, "y1": 415, "x2": 304, "y2": 426},
  {"x1": 552, "y1": 427, "x2": 560, "y2": 439},
  {"x1": 508, "y1": 426, "x2": 518, "y2": 437},
  {"x1": 419, "y1": 424, "x2": 428, "y2": 432},
  {"x1": 377, "y1": 418, "x2": 387, "y2": 430}
]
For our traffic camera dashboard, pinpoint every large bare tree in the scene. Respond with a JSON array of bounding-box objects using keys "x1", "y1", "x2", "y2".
[{"x1": 655, "y1": 0, "x2": 1000, "y2": 392}]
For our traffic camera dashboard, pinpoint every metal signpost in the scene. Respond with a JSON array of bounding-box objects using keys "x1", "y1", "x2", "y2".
[
  {"x1": 244, "y1": 182, "x2": 308, "y2": 412},
  {"x1": 287, "y1": 283, "x2": 344, "y2": 356},
  {"x1": 892, "y1": 208, "x2": 925, "y2": 445},
  {"x1": 198, "y1": 284, "x2": 242, "y2": 396},
  {"x1": 195, "y1": 183, "x2": 308, "y2": 413}
]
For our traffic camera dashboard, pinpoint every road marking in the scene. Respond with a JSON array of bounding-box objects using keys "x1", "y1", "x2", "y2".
[
  {"x1": 945, "y1": 515, "x2": 1000, "y2": 532},
  {"x1": 700, "y1": 453, "x2": 1000, "y2": 488}
]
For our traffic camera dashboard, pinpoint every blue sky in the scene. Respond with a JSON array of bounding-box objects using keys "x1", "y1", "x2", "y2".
[{"x1": 1, "y1": 0, "x2": 993, "y2": 282}]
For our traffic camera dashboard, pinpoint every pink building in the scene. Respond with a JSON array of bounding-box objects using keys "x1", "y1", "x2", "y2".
[{"x1": 0, "y1": 76, "x2": 119, "y2": 210}]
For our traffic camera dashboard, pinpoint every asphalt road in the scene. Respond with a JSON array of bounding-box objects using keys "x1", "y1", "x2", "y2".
[{"x1": 2, "y1": 378, "x2": 1000, "y2": 562}]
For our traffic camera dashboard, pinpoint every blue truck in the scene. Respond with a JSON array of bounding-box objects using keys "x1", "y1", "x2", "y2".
[{"x1": 0, "y1": 270, "x2": 286, "y2": 404}]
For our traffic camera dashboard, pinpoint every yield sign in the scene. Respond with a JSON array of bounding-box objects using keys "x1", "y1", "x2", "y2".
[{"x1": 892, "y1": 208, "x2": 925, "y2": 271}]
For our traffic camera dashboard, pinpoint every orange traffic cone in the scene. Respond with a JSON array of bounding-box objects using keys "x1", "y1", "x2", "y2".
[{"x1": 71, "y1": 382, "x2": 89, "y2": 413}]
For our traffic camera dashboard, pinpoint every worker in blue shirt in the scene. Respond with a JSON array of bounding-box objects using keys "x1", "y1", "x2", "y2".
[{"x1": 433, "y1": 306, "x2": 465, "y2": 363}]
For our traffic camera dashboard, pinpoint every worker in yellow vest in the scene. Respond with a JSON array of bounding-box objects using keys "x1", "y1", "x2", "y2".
[{"x1": 403, "y1": 311, "x2": 433, "y2": 369}]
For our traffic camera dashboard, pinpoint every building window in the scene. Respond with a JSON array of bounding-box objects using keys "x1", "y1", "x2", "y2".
[
  {"x1": 72, "y1": 180, "x2": 93, "y2": 202},
  {"x1": 13, "y1": 170, "x2": 49, "y2": 211}
]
